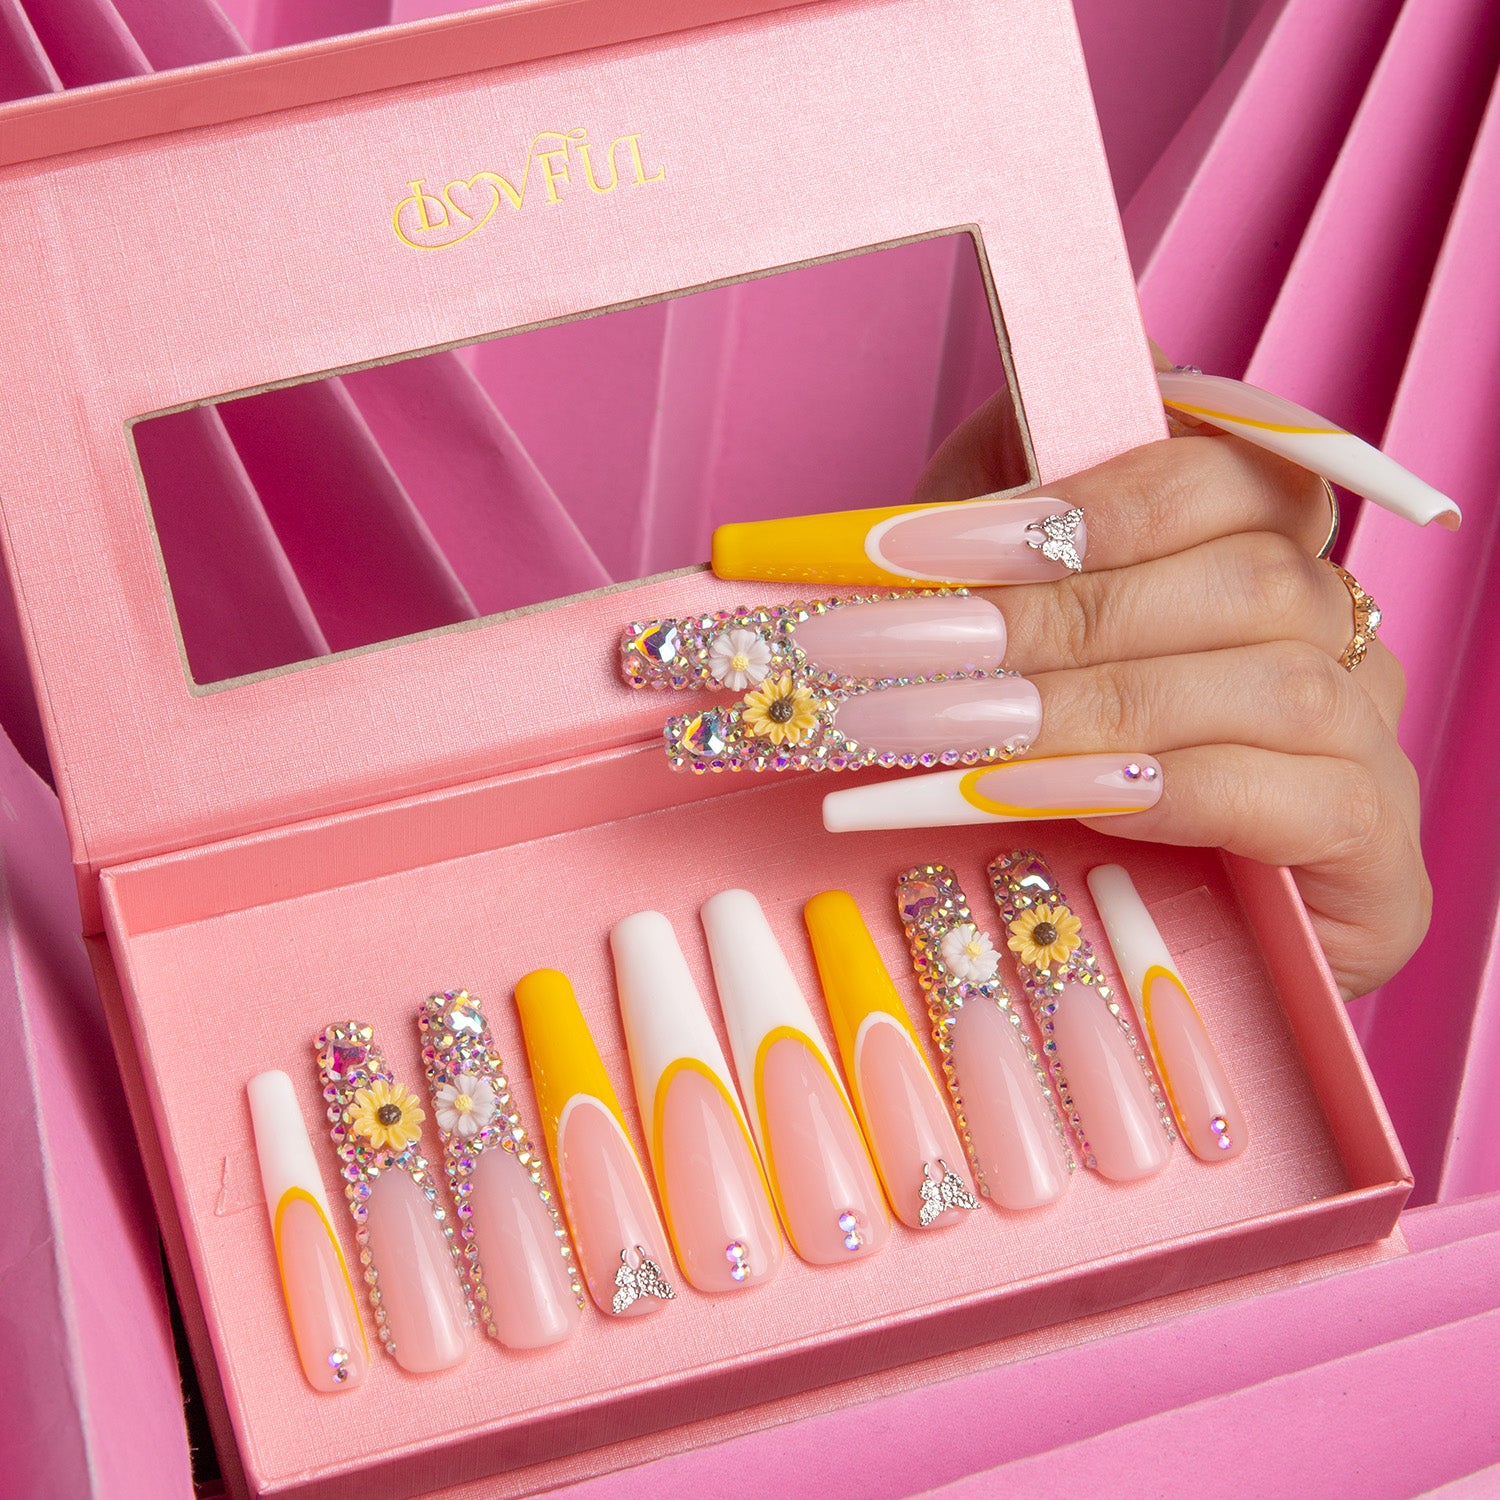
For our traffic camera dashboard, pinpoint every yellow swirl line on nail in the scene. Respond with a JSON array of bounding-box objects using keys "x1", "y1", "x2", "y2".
[
  {"x1": 958, "y1": 768, "x2": 1122, "y2": 819},
  {"x1": 1141, "y1": 965, "x2": 1201, "y2": 1143},
  {"x1": 652, "y1": 1056, "x2": 772, "y2": 1273},
  {"x1": 272, "y1": 1185, "x2": 368, "y2": 1361},
  {"x1": 752, "y1": 1025, "x2": 855, "y2": 1257},
  {"x1": 1160, "y1": 398, "x2": 1344, "y2": 436}
]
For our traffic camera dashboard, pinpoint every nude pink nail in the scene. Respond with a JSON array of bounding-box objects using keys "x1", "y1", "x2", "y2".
[
  {"x1": 988, "y1": 854, "x2": 1175, "y2": 1182},
  {"x1": 363, "y1": 1169, "x2": 476, "y2": 1371},
  {"x1": 316, "y1": 1023, "x2": 475, "y2": 1371},
  {"x1": 612, "y1": 911, "x2": 782, "y2": 1294},
  {"x1": 832, "y1": 677, "x2": 1041, "y2": 758},
  {"x1": 466, "y1": 1149, "x2": 582, "y2": 1347},
  {"x1": 1087, "y1": 865, "x2": 1248, "y2": 1163},
  {"x1": 558, "y1": 1097, "x2": 675, "y2": 1316},
  {"x1": 702, "y1": 889, "x2": 890, "y2": 1265},
  {"x1": 790, "y1": 595, "x2": 1007, "y2": 678},
  {"x1": 871, "y1": 497, "x2": 1086, "y2": 583}
]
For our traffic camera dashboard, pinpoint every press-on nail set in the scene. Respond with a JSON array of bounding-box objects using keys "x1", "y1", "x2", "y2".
[{"x1": 248, "y1": 851, "x2": 1247, "y2": 1394}]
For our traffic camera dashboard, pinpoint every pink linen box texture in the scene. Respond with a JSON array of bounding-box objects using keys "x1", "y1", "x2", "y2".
[{"x1": 0, "y1": 1, "x2": 1408, "y2": 1497}]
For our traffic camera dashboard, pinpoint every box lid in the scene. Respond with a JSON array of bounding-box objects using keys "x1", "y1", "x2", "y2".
[{"x1": 0, "y1": 0, "x2": 1165, "y2": 929}]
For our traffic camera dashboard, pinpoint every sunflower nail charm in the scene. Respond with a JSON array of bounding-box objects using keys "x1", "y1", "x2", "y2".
[
  {"x1": 349, "y1": 1079, "x2": 426, "y2": 1153},
  {"x1": 1006, "y1": 903, "x2": 1082, "y2": 970}
]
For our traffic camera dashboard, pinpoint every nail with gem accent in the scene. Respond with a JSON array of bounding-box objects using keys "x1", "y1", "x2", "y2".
[
  {"x1": 611, "y1": 913, "x2": 783, "y2": 1293},
  {"x1": 1085, "y1": 867, "x2": 1248, "y2": 1163},
  {"x1": 823, "y1": 754, "x2": 1162, "y2": 833},
  {"x1": 314, "y1": 1025, "x2": 475, "y2": 1372},
  {"x1": 711, "y1": 494, "x2": 1086, "y2": 586},
  {"x1": 989, "y1": 854, "x2": 1174, "y2": 1182},
  {"x1": 701, "y1": 890, "x2": 890, "y2": 1264},
  {"x1": 512, "y1": 969, "x2": 676, "y2": 1317},
  {"x1": 247, "y1": 1070, "x2": 369, "y2": 1392},
  {"x1": 895, "y1": 866, "x2": 1073, "y2": 1210},
  {"x1": 1157, "y1": 369, "x2": 1459, "y2": 530},
  {"x1": 803, "y1": 890, "x2": 978, "y2": 1229},
  {"x1": 419, "y1": 991, "x2": 584, "y2": 1349}
]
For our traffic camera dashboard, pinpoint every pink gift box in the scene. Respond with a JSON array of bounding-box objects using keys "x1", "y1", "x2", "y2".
[{"x1": 0, "y1": 0, "x2": 1415, "y2": 1494}]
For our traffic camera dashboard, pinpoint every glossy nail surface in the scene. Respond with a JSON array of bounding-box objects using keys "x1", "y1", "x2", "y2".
[
  {"x1": 712, "y1": 495, "x2": 1085, "y2": 587},
  {"x1": 315, "y1": 1024, "x2": 475, "y2": 1370},
  {"x1": 790, "y1": 595, "x2": 1007, "y2": 677},
  {"x1": 363, "y1": 1168, "x2": 476, "y2": 1372},
  {"x1": 611, "y1": 911, "x2": 781, "y2": 1293},
  {"x1": 895, "y1": 866, "x2": 1072, "y2": 1210},
  {"x1": 1087, "y1": 865, "x2": 1248, "y2": 1162},
  {"x1": 702, "y1": 889, "x2": 889, "y2": 1264},
  {"x1": 989, "y1": 853, "x2": 1174, "y2": 1182},
  {"x1": 804, "y1": 890, "x2": 976, "y2": 1229},
  {"x1": 824, "y1": 754, "x2": 1163, "y2": 832},
  {"x1": 513, "y1": 969, "x2": 675, "y2": 1317},
  {"x1": 1158, "y1": 369, "x2": 1460, "y2": 530},
  {"x1": 832, "y1": 677, "x2": 1040, "y2": 759},
  {"x1": 247, "y1": 1070, "x2": 368, "y2": 1392},
  {"x1": 420, "y1": 990, "x2": 582, "y2": 1349}
]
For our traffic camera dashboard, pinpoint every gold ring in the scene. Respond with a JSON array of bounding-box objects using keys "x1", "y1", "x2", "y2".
[
  {"x1": 1315, "y1": 476, "x2": 1340, "y2": 560},
  {"x1": 1328, "y1": 562, "x2": 1381, "y2": 670}
]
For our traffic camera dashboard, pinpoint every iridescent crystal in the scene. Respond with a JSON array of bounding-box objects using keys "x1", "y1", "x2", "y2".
[
  {"x1": 900, "y1": 881, "x2": 940, "y2": 922},
  {"x1": 328, "y1": 1043, "x2": 366, "y2": 1078},
  {"x1": 682, "y1": 710, "x2": 729, "y2": 757},
  {"x1": 445, "y1": 998, "x2": 485, "y2": 1036},
  {"x1": 632, "y1": 623, "x2": 681, "y2": 664}
]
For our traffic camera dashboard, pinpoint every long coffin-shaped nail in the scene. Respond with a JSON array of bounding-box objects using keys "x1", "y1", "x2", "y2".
[
  {"x1": 1158, "y1": 369, "x2": 1460, "y2": 530},
  {"x1": 701, "y1": 889, "x2": 890, "y2": 1263},
  {"x1": 247, "y1": 1070, "x2": 369, "y2": 1392},
  {"x1": 611, "y1": 912, "x2": 783, "y2": 1292},
  {"x1": 988, "y1": 855, "x2": 1175, "y2": 1182},
  {"x1": 823, "y1": 754, "x2": 1163, "y2": 832},
  {"x1": 315, "y1": 1024, "x2": 475, "y2": 1372},
  {"x1": 711, "y1": 495, "x2": 1086, "y2": 586},
  {"x1": 804, "y1": 890, "x2": 980, "y2": 1228},
  {"x1": 419, "y1": 990, "x2": 584, "y2": 1349},
  {"x1": 1085, "y1": 867, "x2": 1248, "y2": 1163},
  {"x1": 623, "y1": 596, "x2": 1034, "y2": 775},
  {"x1": 512, "y1": 969, "x2": 676, "y2": 1317},
  {"x1": 894, "y1": 869, "x2": 1072, "y2": 1210}
]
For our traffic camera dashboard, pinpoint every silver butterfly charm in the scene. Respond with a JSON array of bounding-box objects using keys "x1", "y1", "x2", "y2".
[
  {"x1": 918, "y1": 1160, "x2": 981, "y2": 1226},
  {"x1": 1025, "y1": 507, "x2": 1086, "y2": 573},
  {"x1": 611, "y1": 1245, "x2": 676, "y2": 1314}
]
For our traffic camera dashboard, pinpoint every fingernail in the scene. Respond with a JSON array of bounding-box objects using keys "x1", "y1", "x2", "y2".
[
  {"x1": 895, "y1": 868, "x2": 1072, "y2": 1210},
  {"x1": 611, "y1": 912, "x2": 782, "y2": 1293},
  {"x1": 513, "y1": 970, "x2": 676, "y2": 1317},
  {"x1": 419, "y1": 992, "x2": 583, "y2": 1350},
  {"x1": 316, "y1": 1025, "x2": 475, "y2": 1372},
  {"x1": 803, "y1": 891, "x2": 979, "y2": 1229},
  {"x1": 790, "y1": 595, "x2": 1007, "y2": 677},
  {"x1": 701, "y1": 890, "x2": 890, "y2": 1263},
  {"x1": 1157, "y1": 369, "x2": 1460, "y2": 531},
  {"x1": 831, "y1": 677, "x2": 1040, "y2": 759},
  {"x1": 1085, "y1": 867, "x2": 1248, "y2": 1163},
  {"x1": 711, "y1": 495, "x2": 1086, "y2": 586},
  {"x1": 823, "y1": 754, "x2": 1163, "y2": 832},
  {"x1": 247, "y1": 1070, "x2": 368, "y2": 1392},
  {"x1": 989, "y1": 855, "x2": 1175, "y2": 1182}
]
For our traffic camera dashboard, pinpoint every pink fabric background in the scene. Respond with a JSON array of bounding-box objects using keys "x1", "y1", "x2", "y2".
[{"x1": 0, "y1": 0, "x2": 1494, "y2": 1495}]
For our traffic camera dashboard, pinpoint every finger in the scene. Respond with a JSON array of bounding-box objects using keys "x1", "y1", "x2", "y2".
[
  {"x1": 915, "y1": 429, "x2": 1334, "y2": 567},
  {"x1": 993, "y1": 531, "x2": 1362, "y2": 672},
  {"x1": 1029, "y1": 640, "x2": 1406, "y2": 771},
  {"x1": 1077, "y1": 743, "x2": 1430, "y2": 997}
]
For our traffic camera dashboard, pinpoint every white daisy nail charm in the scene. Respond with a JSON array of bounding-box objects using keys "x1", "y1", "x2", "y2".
[
  {"x1": 939, "y1": 923, "x2": 999, "y2": 984},
  {"x1": 707, "y1": 628, "x2": 772, "y2": 690},
  {"x1": 434, "y1": 1073, "x2": 497, "y2": 1138}
]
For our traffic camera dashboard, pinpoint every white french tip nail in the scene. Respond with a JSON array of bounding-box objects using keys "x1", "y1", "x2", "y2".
[{"x1": 1157, "y1": 370, "x2": 1461, "y2": 530}]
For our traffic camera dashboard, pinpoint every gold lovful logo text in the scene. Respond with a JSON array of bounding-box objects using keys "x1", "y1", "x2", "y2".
[{"x1": 393, "y1": 128, "x2": 666, "y2": 249}]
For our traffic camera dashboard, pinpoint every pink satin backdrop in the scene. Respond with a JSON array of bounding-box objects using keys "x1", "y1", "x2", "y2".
[{"x1": 0, "y1": 0, "x2": 1496, "y2": 1496}]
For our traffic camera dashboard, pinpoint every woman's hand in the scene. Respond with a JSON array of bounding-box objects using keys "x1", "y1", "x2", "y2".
[{"x1": 915, "y1": 422, "x2": 1426, "y2": 999}]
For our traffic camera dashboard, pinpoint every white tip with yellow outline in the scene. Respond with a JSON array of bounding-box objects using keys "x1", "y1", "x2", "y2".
[
  {"x1": 1158, "y1": 369, "x2": 1460, "y2": 530},
  {"x1": 247, "y1": 1069, "x2": 369, "y2": 1392},
  {"x1": 610, "y1": 912, "x2": 782, "y2": 1291},
  {"x1": 700, "y1": 890, "x2": 890, "y2": 1263},
  {"x1": 1086, "y1": 864, "x2": 1248, "y2": 1163}
]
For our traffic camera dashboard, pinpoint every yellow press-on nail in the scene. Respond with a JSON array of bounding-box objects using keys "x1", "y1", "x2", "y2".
[
  {"x1": 803, "y1": 890, "x2": 930, "y2": 1071},
  {"x1": 712, "y1": 504, "x2": 926, "y2": 587},
  {"x1": 513, "y1": 969, "x2": 630, "y2": 1158}
]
